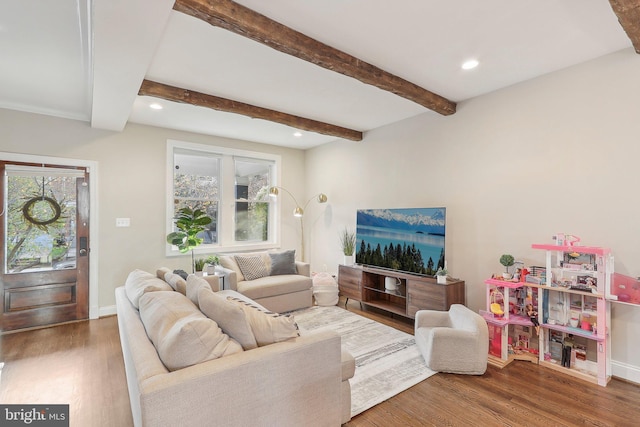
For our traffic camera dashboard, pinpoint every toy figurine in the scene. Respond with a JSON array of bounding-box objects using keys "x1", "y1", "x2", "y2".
[
  {"x1": 562, "y1": 334, "x2": 574, "y2": 368},
  {"x1": 526, "y1": 303, "x2": 540, "y2": 335}
]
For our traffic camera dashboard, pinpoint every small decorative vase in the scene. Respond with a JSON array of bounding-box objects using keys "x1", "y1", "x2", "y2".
[
  {"x1": 343, "y1": 255, "x2": 354, "y2": 266},
  {"x1": 502, "y1": 272, "x2": 513, "y2": 280},
  {"x1": 385, "y1": 277, "x2": 398, "y2": 291},
  {"x1": 437, "y1": 275, "x2": 447, "y2": 284}
]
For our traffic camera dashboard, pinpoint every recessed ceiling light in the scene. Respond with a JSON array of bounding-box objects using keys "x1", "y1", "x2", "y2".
[
  {"x1": 149, "y1": 103, "x2": 163, "y2": 110},
  {"x1": 293, "y1": 132, "x2": 303, "y2": 137},
  {"x1": 461, "y1": 59, "x2": 479, "y2": 70}
]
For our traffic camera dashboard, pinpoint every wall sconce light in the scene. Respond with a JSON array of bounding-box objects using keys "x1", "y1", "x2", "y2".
[{"x1": 269, "y1": 186, "x2": 328, "y2": 261}]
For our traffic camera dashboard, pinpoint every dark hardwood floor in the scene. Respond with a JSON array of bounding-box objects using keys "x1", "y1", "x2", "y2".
[{"x1": 1, "y1": 297, "x2": 639, "y2": 426}]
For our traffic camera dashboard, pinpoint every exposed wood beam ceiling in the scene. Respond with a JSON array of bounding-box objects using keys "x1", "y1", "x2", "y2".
[
  {"x1": 151, "y1": 0, "x2": 457, "y2": 140},
  {"x1": 174, "y1": 0, "x2": 456, "y2": 116},
  {"x1": 609, "y1": 0, "x2": 640, "y2": 53},
  {"x1": 139, "y1": 80, "x2": 363, "y2": 141}
]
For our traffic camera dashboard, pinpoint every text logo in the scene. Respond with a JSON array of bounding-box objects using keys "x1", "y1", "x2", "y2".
[{"x1": 1, "y1": 405, "x2": 69, "y2": 426}]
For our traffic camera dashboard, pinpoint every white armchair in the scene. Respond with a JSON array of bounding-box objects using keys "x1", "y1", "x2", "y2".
[{"x1": 414, "y1": 304, "x2": 488, "y2": 375}]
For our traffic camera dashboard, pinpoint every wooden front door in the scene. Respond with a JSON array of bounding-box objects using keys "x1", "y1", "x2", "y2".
[{"x1": 0, "y1": 161, "x2": 90, "y2": 332}]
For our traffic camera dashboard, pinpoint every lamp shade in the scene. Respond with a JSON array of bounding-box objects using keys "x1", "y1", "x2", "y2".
[{"x1": 293, "y1": 207, "x2": 304, "y2": 217}]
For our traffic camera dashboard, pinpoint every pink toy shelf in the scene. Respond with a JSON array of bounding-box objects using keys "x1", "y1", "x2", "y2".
[
  {"x1": 609, "y1": 273, "x2": 640, "y2": 306},
  {"x1": 531, "y1": 244, "x2": 611, "y2": 256}
]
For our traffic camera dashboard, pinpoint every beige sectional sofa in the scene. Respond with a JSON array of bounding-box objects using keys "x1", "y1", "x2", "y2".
[
  {"x1": 116, "y1": 268, "x2": 354, "y2": 427},
  {"x1": 218, "y1": 250, "x2": 313, "y2": 313}
]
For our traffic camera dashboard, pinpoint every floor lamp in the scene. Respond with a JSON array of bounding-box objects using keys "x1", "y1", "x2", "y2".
[{"x1": 269, "y1": 186, "x2": 328, "y2": 262}]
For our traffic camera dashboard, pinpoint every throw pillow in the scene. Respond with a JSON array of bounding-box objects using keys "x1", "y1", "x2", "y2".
[
  {"x1": 235, "y1": 255, "x2": 269, "y2": 281},
  {"x1": 173, "y1": 269, "x2": 189, "y2": 280},
  {"x1": 198, "y1": 287, "x2": 258, "y2": 350},
  {"x1": 156, "y1": 267, "x2": 172, "y2": 280},
  {"x1": 139, "y1": 291, "x2": 242, "y2": 371},
  {"x1": 164, "y1": 272, "x2": 187, "y2": 295},
  {"x1": 269, "y1": 250, "x2": 297, "y2": 276},
  {"x1": 227, "y1": 296, "x2": 299, "y2": 346},
  {"x1": 186, "y1": 274, "x2": 212, "y2": 307},
  {"x1": 125, "y1": 269, "x2": 173, "y2": 308}
]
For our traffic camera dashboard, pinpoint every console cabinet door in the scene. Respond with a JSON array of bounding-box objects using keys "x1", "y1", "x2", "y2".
[
  {"x1": 338, "y1": 265, "x2": 362, "y2": 301},
  {"x1": 407, "y1": 279, "x2": 465, "y2": 317}
]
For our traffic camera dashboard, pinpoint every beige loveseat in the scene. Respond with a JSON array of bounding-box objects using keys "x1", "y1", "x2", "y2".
[
  {"x1": 116, "y1": 269, "x2": 354, "y2": 427},
  {"x1": 218, "y1": 250, "x2": 313, "y2": 313}
]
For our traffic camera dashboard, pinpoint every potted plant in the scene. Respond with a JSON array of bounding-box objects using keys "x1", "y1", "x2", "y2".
[
  {"x1": 339, "y1": 227, "x2": 357, "y2": 265},
  {"x1": 194, "y1": 258, "x2": 206, "y2": 276},
  {"x1": 435, "y1": 267, "x2": 448, "y2": 284},
  {"x1": 499, "y1": 254, "x2": 515, "y2": 279},
  {"x1": 166, "y1": 207, "x2": 212, "y2": 273},
  {"x1": 205, "y1": 255, "x2": 220, "y2": 275}
]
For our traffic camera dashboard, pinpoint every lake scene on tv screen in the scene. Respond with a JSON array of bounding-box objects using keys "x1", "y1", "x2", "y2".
[{"x1": 356, "y1": 207, "x2": 445, "y2": 276}]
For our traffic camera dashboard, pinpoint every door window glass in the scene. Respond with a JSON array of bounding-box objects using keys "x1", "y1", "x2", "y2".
[{"x1": 4, "y1": 166, "x2": 84, "y2": 273}]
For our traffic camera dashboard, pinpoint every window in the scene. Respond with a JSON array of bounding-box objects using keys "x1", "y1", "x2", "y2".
[
  {"x1": 234, "y1": 158, "x2": 272, "y2": 242},
  {"x1": 172, "y1": 149, "x2": 220, "y2": 245},
  {"x1": 167, "y1": 140, "x2": 280, "y2": 255}
]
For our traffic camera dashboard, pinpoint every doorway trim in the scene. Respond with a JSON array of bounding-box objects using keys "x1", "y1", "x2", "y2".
[{"x1": 1, "y1": 152, "x2": 99, "y2": 319}]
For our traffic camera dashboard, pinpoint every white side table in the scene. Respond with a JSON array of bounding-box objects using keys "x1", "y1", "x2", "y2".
[{"x1": 216, "y1": 272, "x2": 226, "y2": 291}]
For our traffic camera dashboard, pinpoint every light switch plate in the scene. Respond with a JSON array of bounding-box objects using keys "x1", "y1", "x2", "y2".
[{"x1": 116, "y1": 218, "x2": 130, "y2": 227}]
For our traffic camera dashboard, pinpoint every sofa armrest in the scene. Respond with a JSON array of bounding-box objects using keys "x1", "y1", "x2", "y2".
[
  {"x1": 217, "y1": 266, "x2": 238, "y2": 291},
  {"x1": 415, "y1": 309, "x2": 451, "y2": 331},
  {"x1": 295, "y1": 261, "x2": 310, "y2": 277},
  {"x1": 138, "y1": 331, "x2": 343, "y2": 427}
]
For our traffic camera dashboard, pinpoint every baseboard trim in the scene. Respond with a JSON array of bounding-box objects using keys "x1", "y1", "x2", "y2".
[
  {"x1": 612, "y1": 360, "x2": 640, "y2": 385},
  {"x1": 99, "y1": 305, "x2": 117, "y2": 317}
]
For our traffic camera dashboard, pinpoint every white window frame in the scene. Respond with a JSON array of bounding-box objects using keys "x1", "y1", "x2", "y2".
[{"x1": 166, "y1": 139, "x2": 281, "y2": 256}]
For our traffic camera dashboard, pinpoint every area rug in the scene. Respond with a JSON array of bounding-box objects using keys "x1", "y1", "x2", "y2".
[{"x1": 292, "y1": 305, "x2": 436, "y2": 417}]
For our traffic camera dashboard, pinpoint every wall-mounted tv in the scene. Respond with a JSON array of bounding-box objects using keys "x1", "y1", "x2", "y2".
[{"x1": 355, "y1": 207, "x2": 445, "y2": 276}]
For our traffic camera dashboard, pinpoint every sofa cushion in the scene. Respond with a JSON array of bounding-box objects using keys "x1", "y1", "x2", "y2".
[
  {"x1": 227, "y1": 296, "x2": 299, "y2": 346},
  {"x1": 156, "y1": 267, "x2": 171, "y2": 280},
  {"x1": 156, "y1": 267, "x2": 187, "y2": 294},
  {"x1": 125, "y1": 269, "x2": 173, "y2": 308},
  {"x1": 198, "y1": 287, "x2": 258, "y2": 350},
  {"x1": 269, "y1": 250, "x2": 297, "y2": 276},
  {"x1": 164, "y1": 272, "x2": 187, "y2": 295},
  {"x1": 139, "y1": 291, "x2": 242, "y2": 371},
  {"x1": 235, "y1": 255, "x2": 269, "y2": 281},
  {"x1": 186, "y1": 274, "x2": 212, "y2": 307},
  {"x1": 238, "y1": 275, "x2": 312, "y2": 301}
]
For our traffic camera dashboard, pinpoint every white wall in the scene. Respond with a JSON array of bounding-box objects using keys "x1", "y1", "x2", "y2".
[
  {"x1": 305, "y1": 48, "x2": 640, "y2": 382},
  {"x1": 0, "y1": 112, "x2": 307, "y2": 309}
]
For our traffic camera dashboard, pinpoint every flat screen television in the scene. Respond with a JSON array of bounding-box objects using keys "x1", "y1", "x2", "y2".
[{"x1": 355, "y1": 207, "x2": 445, "y2": 276}]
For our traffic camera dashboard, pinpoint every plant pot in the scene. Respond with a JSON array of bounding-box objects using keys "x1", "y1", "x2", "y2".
[
  {"x1": 437, "y1": 275, "x2": 447, "y2": 284},
  {"x1": 206, "y1": 264, "x2": 217, "y2": 275},
  {"x1": 343, "y1": 255, "x2": 354, "y2": 266},
  {"x1": 502, "y1": 272, "x2": 512, "y2": 280},
  {"x1": 195, "y1": 271, "x2": 204, "y2": 277}
]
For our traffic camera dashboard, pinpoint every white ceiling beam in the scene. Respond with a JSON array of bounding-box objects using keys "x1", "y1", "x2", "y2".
[{"x1": 91, "y1": 0, "x2": 175, "y2": 131}]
